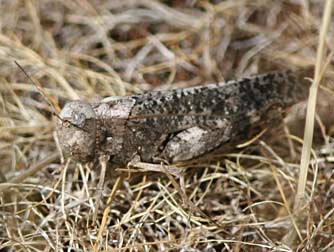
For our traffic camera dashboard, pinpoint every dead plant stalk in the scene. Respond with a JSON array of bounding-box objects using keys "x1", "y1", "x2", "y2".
[{"x1": 291, "y1": 0, "x2": 333, "y2": 244}]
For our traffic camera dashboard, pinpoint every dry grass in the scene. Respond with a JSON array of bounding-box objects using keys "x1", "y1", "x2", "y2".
[{"x1": 0, "y1": 0, "x2": 334, "y2": 251}]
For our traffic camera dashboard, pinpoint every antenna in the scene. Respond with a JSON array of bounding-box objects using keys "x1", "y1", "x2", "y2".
[{"x1": 14, "y1": 61, "x2": 88, "y2": 132}]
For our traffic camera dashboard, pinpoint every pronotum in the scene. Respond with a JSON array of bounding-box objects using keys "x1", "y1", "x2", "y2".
[{"x1": 56, "y1": 69, "x2": 311, "y2": 166}]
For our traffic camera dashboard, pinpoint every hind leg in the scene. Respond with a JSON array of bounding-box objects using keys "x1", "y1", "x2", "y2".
[{"x1": 159, "y1": 126, "x2": 231, "y2": 162}]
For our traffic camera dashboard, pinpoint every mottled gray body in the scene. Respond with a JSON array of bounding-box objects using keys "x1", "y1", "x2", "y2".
[{"x1": 57, "y1": 70, "x2": 310, "y2": 166}]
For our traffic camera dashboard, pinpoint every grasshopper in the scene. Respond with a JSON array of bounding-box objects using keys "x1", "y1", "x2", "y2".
[{"x1": 55, "y1": 69, "x2": 310, "y2": 166}]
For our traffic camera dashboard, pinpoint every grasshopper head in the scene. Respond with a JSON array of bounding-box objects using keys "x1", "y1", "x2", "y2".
[{"x1": 57, "y1": 101, "x2": 96, "y2": 162}]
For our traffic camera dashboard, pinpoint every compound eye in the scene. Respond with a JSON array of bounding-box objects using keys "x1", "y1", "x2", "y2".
[{"x1": 74, "y1": 113, "x2": 86, "y2": 127}]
